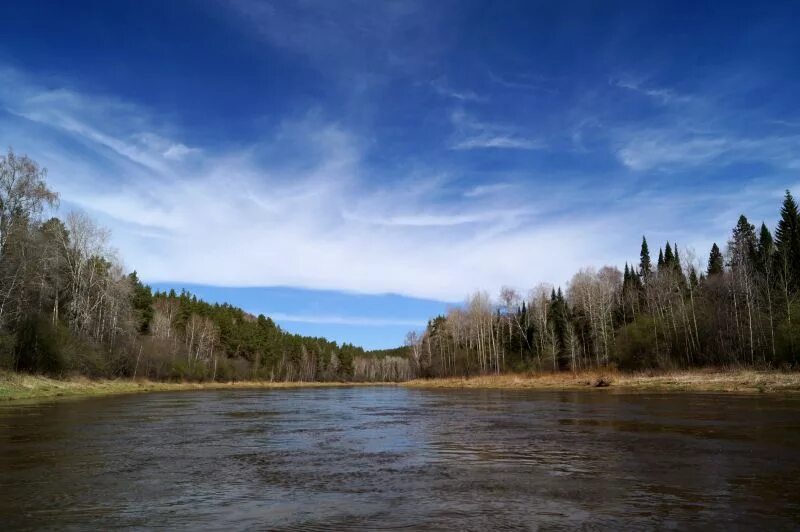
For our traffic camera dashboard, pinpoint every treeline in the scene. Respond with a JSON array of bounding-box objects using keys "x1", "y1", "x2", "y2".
[
  {"x1": 409, "y1": 192, "x2": 800, "y2": 376},
  {"x1": 0, "y1": 149, "x2": 410, "y2": 382}
]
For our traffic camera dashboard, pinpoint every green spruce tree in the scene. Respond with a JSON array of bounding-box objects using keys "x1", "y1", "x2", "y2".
[
  {"x1": 774, "y1": 190, "x2": 800, "y2": 289},
  {"x1": 757, "y1": 222, "x2": 774, "y2": 276},
  {"x1": 664, "y1": 241, "x2": 675, "y2": 269},
  {"x1": 729, "y1": 215, "x2": 757, "y2": 271},
  {"x1": 639, "y1": 236, "x2": 652, "y2": 279},
  {"x1": 707, "y1": 243, "x2": 724, "y2": 276}
]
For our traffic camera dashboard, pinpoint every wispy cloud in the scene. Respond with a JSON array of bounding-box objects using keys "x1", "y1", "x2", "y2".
[
  {"x1": 224, "y1": 0, "x2": 451, "y2": 78},
  {"x1": 617, "y1": 134, "x2": 730, "y2": 170},
  {"x1": 135, "y1": 134, "x2": 200, "y2": 161},
  {"x1": 452, "y1": 135, "x2": 545, "y2": 150},
  {"x1": 0, "y1": 72, "x2": 200, "y2": 176},
  {"x1": 616, "y1": 131, "x2": 800, "y2": 171},
  {"x1": 611, "y1": 78, "x2": 694, "y2": 105},
  {"x1": 1, "y1": 66, "x2": 795, "y2": 303},
  {"x1": 489, "y1": 71, "x2": 557, "y2": 93},
  {"x1": 463, "y1": 183, "x2": 514, "y2": 197},
  {"x1": 269, "y1": 312, "x2": 426, "y2": 327},
  {"x1": 430, "y1": 77, "x2": 483, "y2": 102},
  {"x1": 344, "y1": 207, "x2": 531, "y2": 228},
  {"x1": 605, "y1": 77, "x2": 800, "y2": 172},
  {"x1": 449, "y1": 109, "x2": 545, "y2": 151}
]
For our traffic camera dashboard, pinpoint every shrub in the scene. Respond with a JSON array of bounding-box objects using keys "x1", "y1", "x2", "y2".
[
  {"x1": 0, "y1": 333, "x2": 16, "y2": 370},
  {"x1": 614, "y1": 316, "x2": 659, "y2": 370},
  {"x1": 14, "y1": 316, "x2": 66, "y2": 375}
]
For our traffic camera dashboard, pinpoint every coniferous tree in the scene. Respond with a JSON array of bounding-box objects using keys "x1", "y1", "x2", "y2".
[
  {"x1": 673, "y1": 244, "x2": 688, "y2": 290},
  {"x1": 756, "y1": 223, "x2": 774, "y2": 276},
  {"x1": 129, "y1": 271, "x2": 154, "y2": 334},
  {"x1": 774, "y1": 190, "x2": 800, "y2": 289},
  {"x1": 707, "y1": 243, "x2": 724, "y2": 276},
  {"x1": 729, "y1": 215, "x2": 757, "y2": 270},
  {"x1": 728, "y1": 215, "x2": 759, "y2": 364},
  {"x1": 639, "y1": 237, "x2": 652, "y2": 279},
  {"x1": 664, "y1": 242, "x2": 674, "y2": 269}
]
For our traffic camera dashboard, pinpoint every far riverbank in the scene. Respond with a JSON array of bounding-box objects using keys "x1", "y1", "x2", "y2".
[
  {"x1": 2, "y1": 368, "x2": 799, "y2": 402},
  {"x1": 405, "y1": 369, "x2": 800, "y2": 394}
]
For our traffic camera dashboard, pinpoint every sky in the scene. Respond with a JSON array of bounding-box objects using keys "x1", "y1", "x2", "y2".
[{"x1": 1, "y1": 1, "x2": 799, "y2": 349}]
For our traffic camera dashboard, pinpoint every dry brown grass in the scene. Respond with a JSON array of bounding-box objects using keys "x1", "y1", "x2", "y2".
[
  {"x1": 4, "y1": 368, "x2": 799, "y2": 402},
  {"x1": 0, "y1": 371, "x2": 389, "y2": 402},
  {"x1": 402, "y1": 369, "x2": 800, "y2": 394}
]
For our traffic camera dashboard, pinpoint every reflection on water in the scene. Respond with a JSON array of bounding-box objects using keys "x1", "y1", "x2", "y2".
[{"x1": 1, "y1": 388, "x2": 799, "y2": 530}]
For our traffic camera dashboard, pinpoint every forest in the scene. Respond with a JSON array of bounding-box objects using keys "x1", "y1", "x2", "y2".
[
  {"x1": 407, "y1": 194, "x2": 800, "y2": 377},
  {"x1": 2, "y1": 148, "x2": 798, "y2": 383},
  {"x1": 0, "y1": 149, "x2": 412, "y2": 382}
]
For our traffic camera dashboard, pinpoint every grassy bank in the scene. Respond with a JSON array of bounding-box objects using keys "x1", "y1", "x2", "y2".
[
  {"x1": 0, "y1": 371, "x2": 384, "y2": 402},
  {"x1": 3, "y1": 369, "x2": 800, "y2": 402},
  {"x1": 404, "y1": 369, "x2": 800, "y2": 394}
]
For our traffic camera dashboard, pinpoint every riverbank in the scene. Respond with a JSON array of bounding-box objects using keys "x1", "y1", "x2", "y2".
[
  {"x1": 3, "y1": 369, "x2": 800, "y2": 402},
  {"x1": 404, "y1": 369, "x2": 800, "y2": 394},
  {"x1": 0, "y1": 371, "x2": 384, "y2": 402}
]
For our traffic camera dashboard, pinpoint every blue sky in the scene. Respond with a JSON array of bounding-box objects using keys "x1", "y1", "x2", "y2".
[{"x1": 1, "y1": 1, "x2": 799, "y2": 349}]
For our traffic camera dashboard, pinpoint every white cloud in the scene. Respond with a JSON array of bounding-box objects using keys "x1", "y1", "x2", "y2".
[
  {"x1": 1, "y1": 76, "x2": 200, "y2": 175},
  {"x1": 618, "y1": 135, "x2": 731, "y2": 170},
  {"x1": 617, "y1": 131, "x2": 800, "y2": 171},
  {"x1": 224, "y1": 0, "x2": 449, "y2": 77},
  {"x1": 449, "y1": 109, "x2": 545, "y2": 151},
  {"x1": 607, "y1": 76, "x2": 800, "y2": 172},
  {"x1": 269, "y1": 312, "x2": 426, "y2": 327},
  {"x1": 2, "y1": 66, "x2": 793, "y2": 304},
  {"x1": 452, "y1": 135, "x2": 545, "y2": 150},
  {"x1": 135, "y1": 133, "x2": 200, "y2": 161},
  {"x1": 430, "y1": 78, "x2": 483, "y2": 102},
  {"x1": 463, "y1": 183, "x2": 513, "y2": 197},
  {"x1": 162, "y1": 143, "x2": 199, "y2": 161},
  {"x1": 612, "y1": 78, "x2": 694, "y2": 105},
  {"x1": 0, "y1": 82, "x2": 606, "y2": 300}
]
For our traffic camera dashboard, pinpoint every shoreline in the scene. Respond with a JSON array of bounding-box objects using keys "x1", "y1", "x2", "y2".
[
  {"x1": 405, "y1": 369, "x2": 800, "y2": 394},
  {"x1": 0, "y1": 371, "x2": 390, "y2": 403},
  {"x1": 2, "y1": 369, "x2": 799, "y2": 403}
]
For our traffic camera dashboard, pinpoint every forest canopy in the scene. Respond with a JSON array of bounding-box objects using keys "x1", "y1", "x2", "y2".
[
  {"x1": 406, "y1": 191, "x2": 800, "y2": 376},
  {"x1": 0, "y1": 149, "x2": 411, "y2": 382}
]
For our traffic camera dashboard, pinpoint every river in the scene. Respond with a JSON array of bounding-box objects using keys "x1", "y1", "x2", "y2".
[{"x1": 1, "y1": 387, "x2": 799, "y2": 530}]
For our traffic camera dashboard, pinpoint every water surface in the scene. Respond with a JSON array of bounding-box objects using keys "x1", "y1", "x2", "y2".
[{"x1": 1, "y1": 388, "x2": 799, "y2": 530}]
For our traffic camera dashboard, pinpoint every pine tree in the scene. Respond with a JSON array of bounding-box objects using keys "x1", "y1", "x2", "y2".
[
  {"x1": 550, "y1": 287, "x2": 568, "y2": 368},
  {"x1": 128, "y1": 271, "x2": 154, "y2": 333},
  {"x1": 632, "y1": 268, "x2": 643, "y2": 290},
  {"x1": 664, "y1": 241, "x2": 674, "y2": 269},
  {"x1": 729, "y1": 215, "x2": 757, "y2": 271},
  {"x1": 657, "y1": 249, "x2": 664, "y2": 270},
  {"x1": 707, "y1": 243, "x2": 724, "y2": 276},
  {"x1": 774, "y1": 190, "x2": 800, "y2": 289},
  {"x1": 757, "y1": 222, "x2": 774, "y2": 276},
  {"x1": 673, "y1": 243, "x2": 688, "y2": 291},
  {"x1": 622, "y1": 263, "x2": 632, "y2": 298},
  {"x1": 639, "y1": 236, "x2": 652, "y2": 279}
]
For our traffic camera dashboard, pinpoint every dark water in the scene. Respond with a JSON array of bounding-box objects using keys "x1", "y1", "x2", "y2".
[{"x1": 1, "y1": 388, "x2": 800, "y2": 531}]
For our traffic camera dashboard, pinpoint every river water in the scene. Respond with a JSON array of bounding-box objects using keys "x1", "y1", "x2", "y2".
[{"x1": 1, "y1": 387, "x2": 799, "y2": 530}]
